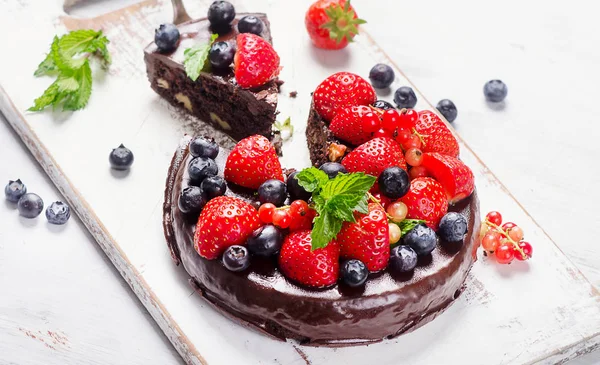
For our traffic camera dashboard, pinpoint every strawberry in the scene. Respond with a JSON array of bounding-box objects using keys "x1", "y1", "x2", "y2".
[
  {"x1": 415, "y1": 110, "x2": 460, "y2": 157},
  {"x1": 342, "y1": 137, "x2": 407, "y2": 177},
  {"x1": 278, "y1": 230, "x2": 340, "y2": 288},
  {"x1": 224, "y1": 135, "x2": 284, "y2": 189},
  {"x1": 421, "y1": 153, "x2": 475, "y2": 203},
  {"x1": 400, "y1": 177, "x2": 449, "y2": 230},
  {"x1": 305, "y1": 0, "x2": 366, "y2": 50},
  {"x1": 194, "y1": 196, "x2": 261, "y2": 259},
  {"x1": 329, "y1": 105, "x2": 374, "y2": 145},
  {"x1": 234, "y1": 33, "x2": 280, "y2": 88},
  {"x1": 313, "y1": 72, "x2": 376, "y2": 121},
  {"x1": 337, "y1": 203, "x2": 389, "y2": 272}
]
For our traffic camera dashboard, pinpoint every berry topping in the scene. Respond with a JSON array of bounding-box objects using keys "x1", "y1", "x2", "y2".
[
  {"x1": 401, "y1": 224, "x2": 437, "y2": 256},
  {"x1": 258, "y1": 179, "x2": 288, "y2": 206},
  {"x1": 224, "y1": 135, "x2": 284, "y2": 189},
  {"x1": 387, "y1": 201, "x2": 408, "y2": 223},
  {"x1": 399, "y1": 177, "x2": 448, "y2": 229},
  {"x1": 438, "y1": 212, "x2": 468, "y2": 242},
  {"x1": 189, "y1": 136, "x2": 219, "y2": 159},
  {"x1": 305, "y1": 0, "x2": 365, "y2": 50},
  {"x1": 17, "y1": 193, "x2": 44, "y2": 219},
  {"x1": 238, "y1": 15, "x2": 264, "y2": 35},
  {"x1": 369, "y1": 63, "x2": 395, "y2": 89},
  {"x1": 341, "y1": 259, "x2": 369, "y2": 287},
  {"x1": 247, "y1": 224, "x2": 284, "y2": 257},
  {"x1": 372, "y1": 100, "x2": 394, "y2": 110},
  {"x1": 287, "y1": 171, "x2": 312, "y2": 201},
  {"x1": 272, "y1": 209, "x2": 292, "y2": 229},
  {"x1": 5, "y1": 179, "x2": 27, "y2": 203},
  {"x1": 342, "y1": 137, "x2": 406, "y2": 177},
  {"x1": 389, "y1": 245, "x2": 418, "y2": 272},
  {"x1": 484, "y1": 80, "x2": 508, "y2": 102},
  {"x1": 154, "y1": 24, "x2": 180, "y2": 53},
  {"x1": 408, "y1": 165, "x2": 429, "y2": 180},
  {"x1": 278, "y1": 230, "x2": 340, "y2": 288},
  {"x1": 485, "y1": 211, "x2": 502, "y2": 226},
  {"x1": 495, "y1": 244, "x2": 515, "y2": 264},
  {"x1": 194, "y1": 196, "x2": 261, "y2": 260},
  {"x1": 388, "y1": 223, "x2": 401, "y2": 245},
  {"x1": 207, "y1": 1, "x2": 236, "y2": 31},
  {"x1": 436, "y1": 99, "x2": 458, "y2": 123},
  {"x1": 338, "y1": 203, "x2": 389, "y2": 272},
  {"x1": 234, "y1": 33, "x2": 280, "y2": 88},
  {"x1": 45, "y1": 201, "x2": 70, "y2": 225},
  {"x1": 421, "y1": 152, "x2": 474, "y2": 203},
  {"x1": 109, "y1": 144, "x2": 134, "y2": 170},
  {"x1": 400, "y1": 134, "x2": 422, "y2": 151},
  {"x1": 330, "y1": 105, "x2": 377, "y2": 145},
  {"x1": 414, "y1": 110, "x2": 460, "y2": 157},
  {"x1": 289, "y1": 205, "x2": 317, "y2": 232},
  {"x1": 178, "y1": 186, "x2": 206, "y2": 214},
  {"x1": 319, "y1": 162, "x2": 347, "y2": 179},
  {"x1": 222, "y1": 245, "x2": 250, "y2": 272},
  {"x1": 209, "y1": 41, "x2": 236, "y2": 69},
  {"x1": 405, "y1": 148, "x2": 423, "y2": 167},
  {"x1": 258, "y1": 203, "x2": 276, "y2": 224},
  {"x1": 378, "y1": 166, "x2": 410, "y2": 199},
  {"x1": 200, "y1": 175, "x2": 227, "y2": 199},
  {"x1": 394, "y1": 86, "x2": 417, "y2": 109},
  {"x1": 313, "y1": 72, "x2": 376, "y2": 121},
  {"x1": 188, "y1": 156, "x2": 218, "y2": 184}
]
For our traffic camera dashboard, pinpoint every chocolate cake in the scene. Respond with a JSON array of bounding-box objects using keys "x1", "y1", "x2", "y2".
[{"x1": 144, "y1": 14, "x2": 278, "y2": 141}]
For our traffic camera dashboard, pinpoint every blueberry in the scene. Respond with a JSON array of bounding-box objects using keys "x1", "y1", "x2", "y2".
[
  {"x1": 438, "y1": 212, "x2": 468, "y2": 242},
  {"x1": 5, "y1": 179, "x2": 27, "y2": 203},
  {"x1": 369, "y1": 64, "x2": 395, "y2": 89},
  {"x1": 188, "y1": 157, "x2": 218, "y2": 184},
  {"x1": 208, "y1": 42, "x2": 235, "y2": 69},
  {"x1": 222, "y1": 245, "x2": 250, "y2": 272},
  {"x1": 372, "y1": 100, "x2": 394, "y2": 110},
  {"x1": 246, "y1": 224, "x2": 284, "y2": 256},
  {"x1": 154, "y1": 23, "x2": 180, "y2": 53},
  {"x1": 484, "y1": 80, "x2": 508, "y2": 102},
  {"x1": 200, "y1": 176, "x2": 227, "y2": 200},
  {"x1": 189, "y1": 136, "x2": 219, "y2": 159},
  {"x1": 45, "y1": 201, "x2": 70, "y2": 225},
  {"x1": 319, "y1": 162, "x2": 347, "y2": 180},
  {"x1": 238, "y1": 15, "x2": 264, "y2": 35},
  {"x1": 286, "y1": 171, "x2": 311, "y2": 201},
  {"x1": 258, "y1": 179, "x2": 287, "y2": 206},
  {"x1": 436, "y1": 99, "x2": 458, "y2": 123},
  {"x1": 207, "y1": 1, "x2": 236, "y2": 31},
  {"x1": 178, "y1": 186, "x2": 206, "y2": 214},
  {"x1": 389, "y1": 245, "x2": 418, "y2": 272},
  {"x1": 341, "y1": 259, "x2": 369, "y2": 287},
  {"x1": 109, "y1": 144, "x2": 134, "y2": 170},
  {"x1": 401, "y1": 224, "x2": 438, "y2": 256},
  {"x1": 394, "y1": 86, "x2": 417, "y2": 109},
  {"x1": 17, "y1": 193, "x2": 44, "y2": 219},
  {"x1": 378, "y1": 166, "x2": 409, "y2": 199}
]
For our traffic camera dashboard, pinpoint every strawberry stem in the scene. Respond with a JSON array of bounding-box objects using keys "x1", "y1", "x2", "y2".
[
  {"x1": 484, "y1": 219, "x2": 528, "y2": 260},
  {"x1": 320, "y1": 0, "x2": 367, "y2": 44}
]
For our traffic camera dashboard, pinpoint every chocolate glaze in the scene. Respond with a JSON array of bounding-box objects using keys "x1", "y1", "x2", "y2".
[{"x1": 163, "y1": 136, "x2": 481, "y2": 346}]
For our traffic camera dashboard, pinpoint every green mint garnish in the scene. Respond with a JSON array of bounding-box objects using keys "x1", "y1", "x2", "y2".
[
  {"x1": 183, "y1": 33, "x2": 218, "y2": 82},
  {"x1": 391, "y1": 219, "x2": 426, "y2": 247}
]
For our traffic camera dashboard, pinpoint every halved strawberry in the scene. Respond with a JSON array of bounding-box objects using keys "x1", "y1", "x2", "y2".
[
  {"x1": 415, "y1": 110, "x2": 459, "y2": 157},
  {"x1": 421, "y1": 152, "x2": 475, "y2": 203},
  {"x1": 194, "y1": 196, "x2": 261, "y2": 259},
  {"x1": 329, "y1": 105, "x2": 374, "y2": 145},
  {"x1": 278, "y1": 230, "x2": 340, "y2": 288},
  {"x1": 342, "y1": 137, "x2": 407, "y2": 177},
  {"x1": 337, "y1": 203, "x2": 389, "y2": 272},
  {"x1": 234, "y1": 33, "x2": 280, "y2": 88},
  {"x1": 313, "y1": 72, "x2": 376, "y2": 121},
  {"x1": 400, "y1": 177, "x2": 448, "y2": 230},
  {"x1": 224, "y1": 135, "x2": 284, "y2": 189}
]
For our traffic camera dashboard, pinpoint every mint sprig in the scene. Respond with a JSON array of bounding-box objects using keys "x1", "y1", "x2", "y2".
[
  {"x1": 183, "y1": 34, "x2": 218, "y2": 81},
  {"x1": 296, "y1": 167, "x2": 376, "y2": 250}
]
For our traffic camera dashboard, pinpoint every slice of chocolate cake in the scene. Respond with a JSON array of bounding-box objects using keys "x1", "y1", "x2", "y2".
[{"x1": 144, "y1": 14, "x2": 279, "y2": 141}]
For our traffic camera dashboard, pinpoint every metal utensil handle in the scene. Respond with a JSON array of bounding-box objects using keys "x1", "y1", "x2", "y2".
[{"x1": 171, "y1": 0, "x2": 192, "y2": 24}]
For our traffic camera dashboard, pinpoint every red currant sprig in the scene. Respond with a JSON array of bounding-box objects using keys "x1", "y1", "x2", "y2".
[{"x1": 481, "y1": 211, "x2": 532, "y2": 264}]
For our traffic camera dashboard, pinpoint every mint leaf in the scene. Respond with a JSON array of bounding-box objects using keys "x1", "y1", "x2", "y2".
[
  {"x1": 296, "y1": 167, "x2": 329, "y2": 193},
  {"x1": 34, "y1": 37, "x2": 59, "y2": 77},
  {"x1": 184, "y1": 33, "x2": 218, "y2": 81},
  {"x1": 274, "y1": 117, "x2": 294, "y2": 140},
  {"x1": 320, "y1": 172, "x2": 376, "y2": 201},
  {"x1": 62, "y1": 62, "x2": 92, "y2": 111},
  {"x1": 312, "y1": 210, "x2": 343, "y2": 249},
  {"x1": 391, "y1": 219, "x2": 427, "y2": 246},
  {"x1": 28, "y1": 82, "x2": 60, "y2": 111}
]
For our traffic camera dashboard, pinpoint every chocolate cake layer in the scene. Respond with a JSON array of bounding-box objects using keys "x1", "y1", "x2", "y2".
[{"x1": 145, "y1": 14, "x2": 278, "y2": 141}]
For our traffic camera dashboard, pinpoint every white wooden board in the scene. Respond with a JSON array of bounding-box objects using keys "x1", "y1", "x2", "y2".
[{"x1": 0, "y1": 0, "x2": 599, "y2": 364}]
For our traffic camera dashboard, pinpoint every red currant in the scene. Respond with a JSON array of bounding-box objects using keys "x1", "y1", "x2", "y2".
[
  {"x1": 516, "y1": 241, "x2": 532, "y2": 260},
  {"x1": 387, "y1": 201, "x2": 408, "y2": 223},
  {"x1": 495, "y1": 244, "x2": 515, "y2": 264},
  {"x1": 508, "y1": 226, "x2": 524, "y2": 242},
  {"x1": 272, "y1": 209, "x2": 291, "y2": 229},
  {"x1": 501, "y1": 222, "x2": 516, "y2": 231},
  {"x1": 381, "y1": 109, "x2": 401, "y2": 134},
  {"x1": 485, "y1": 211, "x2": 502, "y2": 226},
  {"x1": 372, "y1": 192, "x2": 391, "y2": 209},
  {"x1": 289, "y1": 200, "x2": 309, "y2": 217},
  {"x1": 408, "y1": 166, "x2": 428, "y2": 180},
  {"x1": 389, "y1": 223, "x2": 401, "y2": 244},
  {"x1": 399, "y1": 108, "x2": 418, "y2": 129},
  {"x1": 394, "y1": 129, "x2": 412, "y2": 145},
  {"x1": 401, "y1": 134, "x2": 422, "y2": 150},
  {"x1": 289, "y1": 207, "x2": 316, "y2": 231},
  {"x1": 405, "y1": 148, "x2": 423, "y2": 167},
  {"x1": 482, "y1": 231, "x2": 502, "y2": 252},
  {"x1": 258, "y1": 203, "x2": 276, "y2": 223},
  {"x1": 373, "y1": 128, "x2": 392, "y2": 139},
  {"x1": 361, "y1": 112, "x2": 381, "y2": 133}
]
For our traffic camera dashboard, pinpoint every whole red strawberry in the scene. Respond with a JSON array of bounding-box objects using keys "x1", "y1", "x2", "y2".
[
  {"x1": 313, "y1": 72, "x2": 376, "y2": 121},
  {"x1": 400, "y1": 177, "x2": 449, "y2": 230},
  {"x1": 421, "y1": 152, "x2": 475, "y2": 203},
  {"x1": 305, "y1": 0, "x2": 366, "y2": 50},
  {"x1": 342, "y1": 137, "x2": 407, "y2": 177},
  {"x1": 330, "y1": 105, "x2": 375, "y2": 145},
  {"x1": 234, "y1": 33, "x2": 280, "y2": 88},
  {"x1": 415, "y1": 110, "x2": 459, "y2": 157},
  {"x1": 194, "y1": 196, "x2": 261, "y2": 259},
  {"x1": 224, "y1": 135, "x2": 284, "y2": 189},
  {"x1": 337, "y1": 203, "x2": 389, "y2": 272},
  {"x1": 278, "y1": 230, "x2": 340, "y2": 288}
]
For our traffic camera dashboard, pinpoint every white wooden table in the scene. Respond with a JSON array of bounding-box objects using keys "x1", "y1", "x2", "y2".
[{"x1": 1, "y1": 0, "x2": 599, "y2": 364}]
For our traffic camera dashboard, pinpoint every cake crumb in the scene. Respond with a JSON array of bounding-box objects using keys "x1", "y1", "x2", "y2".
[{"x1": 289, "y1": 91, "x2": 298, "y2": 98}]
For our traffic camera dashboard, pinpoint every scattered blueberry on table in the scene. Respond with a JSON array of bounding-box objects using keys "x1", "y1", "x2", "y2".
[
  {"x1": 46, "y1": 201, "x2": 71, "y2": 225},
  {"x1": 369, "y1": 63, "x2": 395, "y2": 89},
  {"x1": 17, "y1": 193, "x2": 44, "y2": 219},
  {"x1": 394, "y1": 86, "x2": 417, "y2": 109},
  {"x1": 109, "y1": 144, "x2": 134, "y2": 171},
  {"x1": 341, "y1": 259, "x2": 369, "y2": 287},
  {"x1": 436, "y1": 99, "x2": 458, "y2": 123},
  {"x1": 4, "y1": 179, "x2": 27, "y2": 203},
  {"x1": 484, "y1": 80, "x2": 508, "y2": 102},
  {"x1": 222, "y1": 245, "x2": 250, "y2": 272},
  {"x1": 238, "y1": 15, "x2": 264, "y2": 35},
  {"x1": 154, "y1": 23, "x2": 180, "y2": 53}
]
